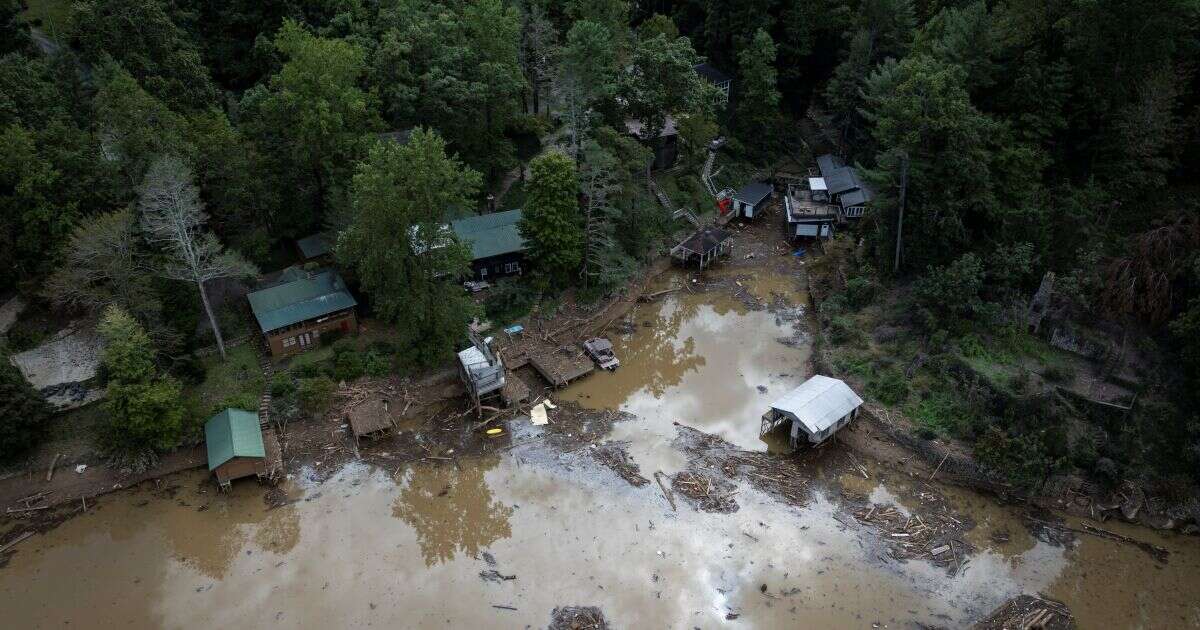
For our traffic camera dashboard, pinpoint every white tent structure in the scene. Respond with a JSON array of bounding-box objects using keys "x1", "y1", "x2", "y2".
[{"x1": 761, "y1": 375, "x2": 863, "y2": 447}]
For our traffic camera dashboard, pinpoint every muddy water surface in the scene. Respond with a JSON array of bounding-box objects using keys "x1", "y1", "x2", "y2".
[{"x1": 3, "y1": 271, "x2": 1200, "y2": 629}]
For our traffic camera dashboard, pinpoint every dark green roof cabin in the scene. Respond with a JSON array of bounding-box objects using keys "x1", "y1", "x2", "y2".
[
  {"x1": 295, "y1": 233, "x2": 333, "y2": 260},
  {"x1": 247, "y1": 268, "x2": 357, "y2": 335},
  {"x1": 450, "y1": 209, "x2": 527, "y2": 281},
  {"x1": 205, "y1": 409, "x2": 268, "y2": 488}
]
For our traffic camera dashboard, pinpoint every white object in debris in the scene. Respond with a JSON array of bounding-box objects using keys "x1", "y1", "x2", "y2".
[
  {"x1": 544, "y1": 398, "x2": 557, "y2": 410},
  {"x1": 74, "y1": 464, "x2": 88, "y2": 474},
  {"x1": 530, "y1": 402, "x2": 550, "y2": 426}
]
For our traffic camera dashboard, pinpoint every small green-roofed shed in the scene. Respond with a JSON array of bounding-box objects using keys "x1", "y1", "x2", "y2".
[
  {"x1": 246, "y1": 268, "x2": 357, "y2": 334},
  {"x1": 296, "y1": 233, "x2": 332, "y2": 260},
  {"x1": 451, "y1": 209, "x2": 526, "y2": 261},
  {"x1": 205, "y1": 409, "x2": 265, "y2": 471}
]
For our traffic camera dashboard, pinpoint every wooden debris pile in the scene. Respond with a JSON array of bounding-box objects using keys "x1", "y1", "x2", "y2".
[
  {"x1": 852, "y1": 503, "x2": 973, "y2": 570},
  {"x1": 971, "y1": 594, "x2": 1076, "y2": 630},
  {"x1": 589, "y1": 442, "x2": 648, "y2": 487},
  {"x1": 672, "y1": 471, "x2": 739, "y2": 513},
  {"x1": 549, "y1": 606, "x2": 610, "y2": 630}
]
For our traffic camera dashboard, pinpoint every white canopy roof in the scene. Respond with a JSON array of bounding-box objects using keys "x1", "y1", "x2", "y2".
[
  {"x1": 808, "y1": 177, "x2": 828, "y2": 191},
  {"x1": 768, "y1": 375, "x2": 863, "y2": 435}
]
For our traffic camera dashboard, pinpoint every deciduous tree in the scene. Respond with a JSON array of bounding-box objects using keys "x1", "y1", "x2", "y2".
[{"x1": 138, "y1": 156, "x2": 257, "y2": 360}]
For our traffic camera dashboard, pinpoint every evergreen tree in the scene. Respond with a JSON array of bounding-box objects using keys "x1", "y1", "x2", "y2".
[
  {"x1": 0, "y1": 359, "x2": 49, "y2": 463},
  {"x1": 519, "y1": 151, "x2": 582, "y2": 286},
  {"x1": 337, "y1": 129, "x2": 480, "y2": 366},
  {"x1": 98, "y1": 305, "x2": 185, "y2": 458},
  {"x1": 736, "y1": 29, "x2": 782, "y2": 140}
]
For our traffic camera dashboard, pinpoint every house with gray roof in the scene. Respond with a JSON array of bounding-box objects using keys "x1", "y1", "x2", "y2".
[
  {"x1": 450, "y1": 209, "x2": 527, "y2": 282},
  {"x1": 247, "y1": 268, "x2": 358, "y2": 357},
  {"x1": 815, "y1": 154, "x2": 873, "y2": 218},
  {"x1": 731, "y1": 181, "x2": 774, "y2": 219},
  {"x1": 760, "y1": 375, "x2": 863, "y2": 447}
]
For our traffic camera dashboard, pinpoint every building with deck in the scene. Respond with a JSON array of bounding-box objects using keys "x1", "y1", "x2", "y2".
[
  {"x1": 694, "y1": 63, "x2": 732, "y2": 101},
  {"x1": 451, "y1": 209, "x2": 527, "y2": 282},
  {"x1": 760, "y1": 375, "x2": 863, "y2": 447},
  {"x1": 670, "y1": 226, "x2": 732, "y2": 270},
  {"x1": 784, "y1": 187, "x2": 839, "y2": 241},
  {"x1": 731, "y1": 182, "x2": 774, "y2": 219},
  {"x1": 205, "y1": 408, "x2": 280, "y2": 490},
  {"x1": 625, "y1": 116, "x2": 679, "y2": 171},
  {"x1": 458, "y1": 332, "x2": 506, "y2": 415},
  {"x1": 247, "y1": 268, "x2": 358, "y2": 357},
  {"x1": 815, "y1": 154, "x2": 873, "y2": 218}
]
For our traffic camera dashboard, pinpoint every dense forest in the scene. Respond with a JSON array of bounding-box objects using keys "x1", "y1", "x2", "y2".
[{"x1": 1, "y1": 1, "x2": 1199, "y2": 491}]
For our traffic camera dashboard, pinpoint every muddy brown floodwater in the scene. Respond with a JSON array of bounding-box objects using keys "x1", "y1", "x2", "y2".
[{"x1": 3, "y1": 269, "x2": 1200, "y2": 629}]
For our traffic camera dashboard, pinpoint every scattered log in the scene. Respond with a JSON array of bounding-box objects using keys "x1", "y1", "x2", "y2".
[
  {"x1": 654, "y1": 471, "x2": 677, "y2": 512},
  {"x1": 46, "y1": 453, "x2": 63, "y2": 482},
  {"x1": 0, "y1": 531, "x2": 34, "y2": 554}
]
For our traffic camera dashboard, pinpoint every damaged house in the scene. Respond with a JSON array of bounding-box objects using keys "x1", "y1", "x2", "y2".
[{"x1": 815, "y1": 154, "x2": 873, "y2": 218}]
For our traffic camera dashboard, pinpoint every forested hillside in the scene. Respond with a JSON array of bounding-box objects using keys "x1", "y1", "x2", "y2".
[{"x1": 2, "y1": 0, "x2": 1199, "y2": 492}]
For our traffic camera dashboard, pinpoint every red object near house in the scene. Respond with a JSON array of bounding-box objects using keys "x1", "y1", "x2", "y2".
[{"x1": 717, "y1": 197, "x2": 732, "y2": 215}]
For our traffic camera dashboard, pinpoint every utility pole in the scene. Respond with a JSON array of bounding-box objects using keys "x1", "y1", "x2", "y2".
[{"x1": 893, "y1": 151, "x2": 909, "y2": 275}]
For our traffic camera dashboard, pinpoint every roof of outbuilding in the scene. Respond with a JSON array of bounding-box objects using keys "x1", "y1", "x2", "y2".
[
  {"x1": 734, "y1": 182, "x2": 773, "y2": 206},
  {"x1": 676, "y1": 226, "x2": 731, "y2": 254},
  {"x1": 816, "y1": 154, "x2": 845, "y2": 178},
  {"x1": 694, "y1": 63, "x2": 731, "y2": 84},
  {"x1": 768, "y1": 375, "x2": 863, "y2": 435},
  {"x1": 824, "y1": 166, "x2": 864, "y2": 195},
  {"x1": 205, "y1": 408, "x2": 265, "y2": 470},
  {"x1": 247, "y1": 268, "x2": 357, "y2": 333},
  {"x1": 450, "y1": 209, "x2": 526, "y2": 261},
  {"x1": 840, "y1": 186, "x2": 873, "y2": 207},
  {"x1": 296, "y1": 233, "x2": 332, "y2": 259}
]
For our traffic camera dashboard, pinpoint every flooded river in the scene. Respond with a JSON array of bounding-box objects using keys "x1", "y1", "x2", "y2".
[{"x1": 3, "y1": 271, "x2": 1199, "y2": 628}]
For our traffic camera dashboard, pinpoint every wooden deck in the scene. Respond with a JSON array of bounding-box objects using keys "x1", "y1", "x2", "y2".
[{"x1": 530, "y1": 349, "x2": 594, "y2": 387}]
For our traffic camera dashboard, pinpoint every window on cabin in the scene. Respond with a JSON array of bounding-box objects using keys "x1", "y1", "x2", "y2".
[{"x1": 282, "y1": 336, "x2": 296, "y2": 347}]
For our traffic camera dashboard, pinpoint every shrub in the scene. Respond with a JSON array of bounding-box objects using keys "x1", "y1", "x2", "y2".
[
  {"x1": 363, "y1": 350, "x2": 391, "y2": 377},
  {"x1": 270, "y1": 373, "x2": 296, "y2": 397},
  {"x1": 484, "y1": 279, "x2": 539, "y2": 323},
  {"x1": 0, "y1": 360, "x2": 50, "y2": 462},
  {"x1": 97, "y1": 306, "x2": 184, "y2": 454},
  {"x1": 297, "y1": 377, "x2": 335, "y2": 416},
  {"x1": 214, "y1": 393, "x2": 259, "y2": 417},
  {"x1": 828, "y1": 316, "x2": 859, "y2": 345},
  {"x1": 844, "y1": 276, "x2": 877, "y2": 309},
  {"x1": 869, "y1": 369, "x2": 910, "y2": 406},
  {"x1": 292, "y1": 361, "x2": 330, "y2": 379},
  {"x1": 913, "y1": 253, "x2": 988, "y2": 327},
  {"x1": 320, "y1": 328, "x2": 347, "y2": 348},
  {"x1": 332, "y1": 347, "x2": 365, "y2": 382}
]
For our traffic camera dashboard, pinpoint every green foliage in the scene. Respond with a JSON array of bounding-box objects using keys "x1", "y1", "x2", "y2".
[
  {"x1": 73, "y1": 0, "x2": 218, "y2": 110},
  {"x1": 519, "y1": 151, "x2": 583, "y2": 285},
  {"x1": 483, "y1": 278, "x2": 539, "y2": 323},
  {"x1": 913, "y1": 253, "x2": 987, "y2": 326},
  {"x1": 98, "y1": 305, "x2": 185, "y2": 454},
  {"x1": 843, "y1": 276, "x2": 877, "y2": 310},
  {"x1": 337, "y1": 128, "x2": 478, "y2": 367},
  {"x1": 736, "y1": 29, "x2": 781, "y2": 139},
  {"x1": 297, "y1": 376, "x2": 335, "y2": 417},
  {"x1": 0, "y1": 123, "x2": 78, "y2": 285},
  {"x1": 618, "y1": 33, "x2": 710, "y2": 140},
  {"x1": 270, "y1": 373, "x2": 296, "y2": 398},
  {"x1": 241, "y1": 19, "x2": 382, "y2": 234},
  {"x1": 868, "y1": 368, "x2": 910, "y2": 406},
  {"x1": 0, "y1": 358, "x2": 50, "y2": 462},
  {"x1": 909, "y1": 388, "x2": 977, "y2": 438}
]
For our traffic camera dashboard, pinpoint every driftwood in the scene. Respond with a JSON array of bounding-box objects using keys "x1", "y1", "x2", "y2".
[
  {"x1": 0, "y1": 531, "x2": 34, "y2": 554},
  {"x1": 1026, "y1": 515, "x2": 1169, "y2": 563},
  {"x1": 46, "y1": 453, "x2": 63, "y2": 482},
  {"x1": 654, "y1": 471, "x2": 677, "y2": 511}
]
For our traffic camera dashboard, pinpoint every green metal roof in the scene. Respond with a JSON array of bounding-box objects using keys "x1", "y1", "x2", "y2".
[
  {"x1": 205, "y1": 408, "x2": 265, "y2": 470},
  {"x1": 451, "y1": 209, "x2": 526, "y2": 261},
  {"x1": 246, "y1": 268, "x2": 357, "y2": 333},
  {"x1": 296, "y1": 233, "x2": 332, "y2": 259}
]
